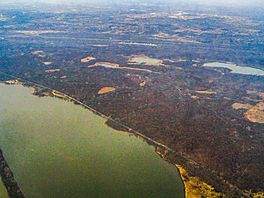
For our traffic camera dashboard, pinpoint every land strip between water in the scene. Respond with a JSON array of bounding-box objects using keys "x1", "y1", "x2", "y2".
[{"x1": 0, "y1": 149, "x2": 25, "y2": 198}]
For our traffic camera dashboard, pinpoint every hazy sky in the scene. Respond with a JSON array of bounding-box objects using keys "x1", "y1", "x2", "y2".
[{"x1": 1, "y1": 0, "x2": 263, "y2": 7}]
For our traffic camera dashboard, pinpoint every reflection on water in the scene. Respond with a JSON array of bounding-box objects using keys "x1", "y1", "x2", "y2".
[{"x1": 0, "y1": 84, "x2": 184, "y2": 198}]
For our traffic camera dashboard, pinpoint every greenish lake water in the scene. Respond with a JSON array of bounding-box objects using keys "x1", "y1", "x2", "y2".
[
  {"x1": 203, "y1": 62, "x2": 264, "y2": 76},
  {"x1": 0, "y1": 180, "x2": 8, "y2": 198},
  {"x1": 0, "y1": 83, "x2": 184, "y2": 198}
]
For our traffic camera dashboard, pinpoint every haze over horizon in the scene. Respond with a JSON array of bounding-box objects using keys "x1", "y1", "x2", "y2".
[{"x1": 1, "y1": 0, "x2": 264, "y2": 7}]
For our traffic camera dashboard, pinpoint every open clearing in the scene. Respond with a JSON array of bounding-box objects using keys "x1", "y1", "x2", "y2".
[
  {"x1": 88, "y1": 62, "x2": 156, "y2": 73},
  {"x1": 98, "y1": 87, "x2": 116, "y2": 94},
  {"x1": 128, "y1": 54, "x2": 165, "y2": 66},
  {"x1": 80, "y1": 56, "x2": 96, "y2": 63}
]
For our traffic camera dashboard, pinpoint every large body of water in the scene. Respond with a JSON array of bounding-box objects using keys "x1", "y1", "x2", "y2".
[{"x1": 0, "y1": 83, "x2": 184, "y2": 198}]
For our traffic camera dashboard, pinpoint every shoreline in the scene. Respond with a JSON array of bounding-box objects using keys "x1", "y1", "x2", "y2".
[
  {"x1": 0, "y1": 149, "x2": 25, "y2": 198},
  {"x1": 0, "y1": 72, "x2": 174, "y2": 152},
  {"x1": 2, "y1": 71, "x2": 260, "y2": 197},
  {"x1": 0, "y1": 73, "x2": 187, "y2": 197},
  {"x1": 0, "y1": 81, "x2": 186, "y2": 198}
]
